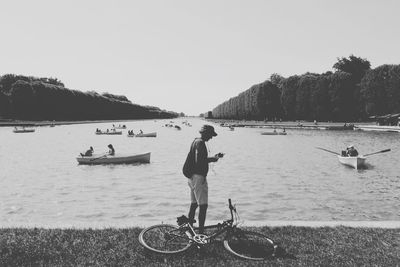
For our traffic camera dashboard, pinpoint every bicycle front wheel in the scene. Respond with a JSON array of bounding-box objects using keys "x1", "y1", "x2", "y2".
[
  {"x1": 224, "y1": 230, "x2": 276, "y2": 260},
  {"x1": 139, "y1": 224, "x2": 192, "y2": 254}
]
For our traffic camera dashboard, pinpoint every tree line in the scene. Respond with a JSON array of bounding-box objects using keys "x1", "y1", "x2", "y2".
[
  {"x1": 0, "y1": 74, "x2": 178, "y2": 120},
  {"x1": 211, "y1": 55, "x2": 400, "y2": 122}
]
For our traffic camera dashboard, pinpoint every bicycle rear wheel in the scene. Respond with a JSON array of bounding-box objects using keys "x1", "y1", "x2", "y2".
[
  {"x1": 139, "y1": 224, "x2": 192, "y2": 254},
  {"x1": 224, "y1": 230, "x2": 276, "y2": 260}
]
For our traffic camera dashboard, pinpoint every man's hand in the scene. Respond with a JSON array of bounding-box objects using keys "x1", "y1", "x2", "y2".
[{"x1": 209, "y1": 156, "x2": 219, "y2": 162}]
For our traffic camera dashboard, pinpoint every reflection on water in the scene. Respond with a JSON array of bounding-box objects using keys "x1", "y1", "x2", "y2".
[{"x1": 0, "y1": 118, "x2": 399, "y2": 227}]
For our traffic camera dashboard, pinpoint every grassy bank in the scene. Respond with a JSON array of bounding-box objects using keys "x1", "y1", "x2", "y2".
[{"x1": 0, "y1": 226, "x2": 399, "y2": 266}]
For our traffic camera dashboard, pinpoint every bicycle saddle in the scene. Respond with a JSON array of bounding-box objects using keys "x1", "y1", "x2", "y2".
[{"x1": 177, "y1": 215, "x2": 196, "y2": 226}]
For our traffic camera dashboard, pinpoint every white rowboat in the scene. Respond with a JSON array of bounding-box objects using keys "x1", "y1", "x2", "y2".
[
  {"x1": 337, "y1": 155, "x2": 366, "y2": 169},
  {"x1": 95, "y1": 130, "x2": 122, "y2": 135},
  {"x1": 13, "y1": 128, "x2": 35, "y2": 133},
  {"x1": 354, "y1": 125, "x2": 400, "y2": 133},
  {"x1": 77, "y1": 152, "x2": 151, "y2": 165},
  {"x1": 127, "y1": 132, "x2": 157, "y2": 137},
  {"x1": 261, "y1": 132, "x2": 287, "y2": 135}
]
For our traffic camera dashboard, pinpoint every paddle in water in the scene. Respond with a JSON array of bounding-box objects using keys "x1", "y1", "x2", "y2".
[
  {"x1": 363, "y1": 149, "x2": 391, "y2": 157},
  {"x1": 315, "y1": 147, "x2": 340, "y2": 155}
]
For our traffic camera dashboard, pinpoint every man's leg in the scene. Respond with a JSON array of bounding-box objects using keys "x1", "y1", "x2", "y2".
[
  {"x1": 188, "y1": 178, "x2": 198, "y2": 226},
  {"x1": 188, "y1": 202, "x2": 198, "y2": 226},
  {"x1": 193, "y1": 175, "x2": 208, "y2": 234},
  {"x1": 198, "y1": 204, "x2": 208, "y2": 234}
]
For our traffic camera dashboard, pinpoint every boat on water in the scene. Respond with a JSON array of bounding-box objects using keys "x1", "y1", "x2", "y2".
[
  {"x1": 13, "y1": 127, "x2": 35, "y2": 133},
  {"x1": 95, "y1": 130, "x2": 122, "y2": 135},
  {"x1": 113, "y1": 125, "x2": 127, "y2": 129},
  {"x1": 77, "y1": 152, "x2": 151, "y2": 165},
  {"x1": 127, "y1": 132, "x2": 157, "y2": 137},
  {"x1": 354, "y1": 125, "x2": 400, "y2": 133},
  {"x1": 337, "y1": 155, "x2": 366, "y2": 169},
  {"x1": 261, "y1": 131, "x2": 287, "y2": 135}
]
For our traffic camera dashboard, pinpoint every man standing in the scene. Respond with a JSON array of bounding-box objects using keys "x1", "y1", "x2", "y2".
[{"x1": 185, "y1": 124, "x2": 222, "y2": 234}]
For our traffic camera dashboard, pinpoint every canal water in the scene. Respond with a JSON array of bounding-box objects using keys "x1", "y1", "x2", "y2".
[{"x1": 0, "y1": 118, "x2": 399, "y2": 227}]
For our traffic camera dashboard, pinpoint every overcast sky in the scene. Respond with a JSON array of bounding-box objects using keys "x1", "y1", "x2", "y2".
[{"x1": 1, "y1": 0, "x2": 399, "y2": 115}]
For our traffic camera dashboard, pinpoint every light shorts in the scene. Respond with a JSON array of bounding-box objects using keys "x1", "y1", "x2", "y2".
[{"x1": 188, "y1": 174, "x2": 208, "y2": 205}]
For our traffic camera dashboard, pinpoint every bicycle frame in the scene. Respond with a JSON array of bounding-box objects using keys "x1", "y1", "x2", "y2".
[{"x1": 176, "y1": 199, "x2": 239, "y2": 246}]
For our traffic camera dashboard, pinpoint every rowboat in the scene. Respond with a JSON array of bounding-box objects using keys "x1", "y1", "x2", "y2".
[
  {"x1": 261, "y1": 131, "x2": 287, "y2": 135},
  {"x1": 113, "y1": 125, "x2": 127, "y2": 129},
  {"x1": 127, "y1": 132, "x2": 157, "y2": 137},
  {"x1": 337, "y1": 155, "x2": 366, "y2": 169},
  {"x1": 77, "y1": 152, "x2": 151, "y2": 165},
  {"x1": 95, "y1": 130, "x2": 122, "y2": 135},
  {"x1": 13, "y1": 128, "x2": 35, "y2": 133},
  {"x1": 354, "y1": 125, "x2": 400, "y2": 133}
]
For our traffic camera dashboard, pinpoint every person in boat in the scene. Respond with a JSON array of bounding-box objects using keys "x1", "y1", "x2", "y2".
[
  {"x1": 139, "y1": 129, "x2": 143, "y2": 134},
  {"x1": 184, "y1": 124, "x2": 221, "y2": 234},
  {"x1": 273, "y1": 127, "x2": 277, "y2": 133},
  {"x1": 283, "y1": 128, "x2": 286, "y2": 133},
  {"x1": 346, "y1": 145, "x2": 359, "y2": 157},
  {"x1": 81, "y1": 146, "x2": 94, "y2": 157},
  {"x1": 108, "y1": 144, "x2": 115, "y2": 155}
]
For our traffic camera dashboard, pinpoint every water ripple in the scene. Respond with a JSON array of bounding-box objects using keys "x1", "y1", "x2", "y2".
[{"x1": 1, "y1": 119, "x2": 400, "y2": 227}]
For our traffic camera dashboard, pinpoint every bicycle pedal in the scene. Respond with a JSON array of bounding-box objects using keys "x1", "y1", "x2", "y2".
[{"x1": 193, "y1": 234, "x2": 209, "y2": 245}]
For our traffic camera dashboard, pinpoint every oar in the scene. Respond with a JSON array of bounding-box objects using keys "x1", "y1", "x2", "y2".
[
  {"x1": 90, "y1": 154, "x2": 108, "y2": 161},
  {"x1": 316, "y1": 147, "x2": 340, "y2": 155},
  {"x1": 363, "y1": 149, "x2": 391, "y2": 157}
]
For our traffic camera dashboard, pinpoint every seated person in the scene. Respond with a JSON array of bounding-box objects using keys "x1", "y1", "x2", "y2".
[
  {"x1": 108, "y1": 144, "x2": 115, "y2": 155},
  {"x1": 346, "y1": 145, "x2": 358, "y2": 157},
  {"x1": 81, "y1": 146, "x2": 94, "y2": 157}
]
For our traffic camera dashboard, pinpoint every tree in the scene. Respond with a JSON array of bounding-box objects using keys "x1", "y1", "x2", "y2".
[
  {"x1": 333, "y1": 54, "x2": 371, "y2": 82},
  {"x1": 360, "y1": 64, "x2": 400, "y2": 116},
  {"x1": 269, "y1": 73, "x2": 285, "y2": 89},
  {"x1": 0, "y1": 91, "x2": 11, "y2": 117},
  {"x1": 280, "y1": 75, "x2": 300, "y2": 120},
  {"x1": 9, "y1": 81, "x2": 35, "y2": 119}
]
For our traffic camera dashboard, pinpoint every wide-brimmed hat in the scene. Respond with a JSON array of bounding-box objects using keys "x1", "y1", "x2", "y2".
[
  {"x1": 347, "y1": 144, "x2": 354, "y2": 149},
  {"x1": 199, "y1": 124, "x2": 217, "y2": 136}
]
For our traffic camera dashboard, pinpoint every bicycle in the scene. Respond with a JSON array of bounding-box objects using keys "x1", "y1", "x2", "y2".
[{"x1": 138, "y1": 199, "x2": 279, "y2": 261}]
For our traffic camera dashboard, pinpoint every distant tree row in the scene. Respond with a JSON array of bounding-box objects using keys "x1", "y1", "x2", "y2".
[
  {"x1": 212, "y1": 55, "x2": 400, "y2": 122},
  {"x1": 0, "y1": 74, "x2": 178, "y2": 120}
]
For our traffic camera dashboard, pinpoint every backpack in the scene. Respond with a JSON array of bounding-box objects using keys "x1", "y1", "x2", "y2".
[{"x1": 182, "y1": 139, "x2": 196, "y2": 178}]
